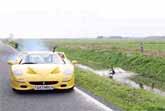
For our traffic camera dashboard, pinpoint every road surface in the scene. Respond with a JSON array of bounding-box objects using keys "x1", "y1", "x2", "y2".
[{"x1": 0, "y1": 42, "x2": 117, "y2": 111}]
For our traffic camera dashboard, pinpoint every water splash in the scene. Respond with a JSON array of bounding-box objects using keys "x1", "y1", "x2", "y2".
[
  {"x1": 76, "y1": 64, "x2": 165, "y2": 96},
  {"x1": 0, "y1": 41, "x2": 17, "y2": 62},
  {"x1": 17, "y1": 39, "x2": 49, "y2": 51}
]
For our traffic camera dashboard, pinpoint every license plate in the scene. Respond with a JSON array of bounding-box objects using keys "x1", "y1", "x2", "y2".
[{"x1": 33, "y1": 85, "x2": 54, "y2": 90}]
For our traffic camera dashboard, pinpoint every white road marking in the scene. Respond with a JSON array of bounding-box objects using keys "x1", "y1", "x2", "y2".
[{"x1": 75, "y1": 87, "x2": 113, "y2": 111}]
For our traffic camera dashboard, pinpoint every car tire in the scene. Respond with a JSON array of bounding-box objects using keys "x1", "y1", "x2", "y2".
[
  {"x1": 12, "y1": 88, "x2": 20, "y2": 93},
  {"x1": 67, "y1": 86, "x2": 74, "y2": 92}
]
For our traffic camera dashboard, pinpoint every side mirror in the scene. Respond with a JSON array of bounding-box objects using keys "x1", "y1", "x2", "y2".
[
  {"x1": 7, "y1": 60, "x2": 16, "y2": 65},
  {"x1": 72, "y1": 60, "x2": 78, "y2": 64}
]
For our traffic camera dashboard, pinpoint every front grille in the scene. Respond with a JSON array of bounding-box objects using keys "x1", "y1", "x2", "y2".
[
  {"x1": 61, "y1": 84, "x2": 67, "y2": 87},
  {"x1": 29, "y1": 81, "x2": 58, "y2": 85},
  {"x1": 20, "y1": 85, "x2": 27, "y2": 88}
]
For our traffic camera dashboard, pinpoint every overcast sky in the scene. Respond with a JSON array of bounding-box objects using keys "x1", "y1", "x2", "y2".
[{"x1": 0, "y1": 0, "x2": 165, "y2": 38}]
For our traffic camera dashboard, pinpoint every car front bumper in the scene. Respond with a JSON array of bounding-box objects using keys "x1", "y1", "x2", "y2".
[{"x1": 10, "y1": 75, "x2": 75, "y2": 91}]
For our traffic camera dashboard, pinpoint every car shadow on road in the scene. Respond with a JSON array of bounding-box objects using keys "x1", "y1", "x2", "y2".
[{"x1": 12, "y1": 89, "x2": 74, "y2": 95}]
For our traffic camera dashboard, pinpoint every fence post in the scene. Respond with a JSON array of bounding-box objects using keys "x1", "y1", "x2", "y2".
[{"x1": 140, "y1": 42, "x2": 144, "y2": 53}]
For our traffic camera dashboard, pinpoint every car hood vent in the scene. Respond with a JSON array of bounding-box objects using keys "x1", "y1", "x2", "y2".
[{"x1": 25, "y1": 65, "x2": 61, "y2": 74}]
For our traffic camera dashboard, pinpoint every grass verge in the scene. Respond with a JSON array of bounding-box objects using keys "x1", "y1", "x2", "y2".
[
  {"x1": 59, "y1": 47, "x2": 165, "y2": 91},
  {"x1": 75, "y1": 68, "x2": 165, "y2": 111}
]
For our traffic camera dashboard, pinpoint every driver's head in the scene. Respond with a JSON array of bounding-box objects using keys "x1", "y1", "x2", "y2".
[{"x1": 58, "y1": 53, "x2": 65, "y2": 59}]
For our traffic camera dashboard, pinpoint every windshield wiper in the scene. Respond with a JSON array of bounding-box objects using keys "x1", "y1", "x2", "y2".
[{"x1": 22, "y1": 62, "x2": 37, "y2": 64}]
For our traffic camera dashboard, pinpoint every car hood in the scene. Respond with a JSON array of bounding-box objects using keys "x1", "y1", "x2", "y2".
[{"x1": 11, "y1": 64, "x2": 74, "y2": 74}]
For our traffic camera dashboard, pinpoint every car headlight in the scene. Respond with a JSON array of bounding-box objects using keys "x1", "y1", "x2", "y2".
[
  {"x1": 16, "y1": 78, "x2": 25, "y2": 82},
  {"x1": 63, "y1": 69, "x2": 73, "y2": 75},
  {"x1": 63, "y1": 77, "x2": 72, "y2": 82},
  {"x1": 12, "y1": 69, "x2": 23, "y2": 76}
]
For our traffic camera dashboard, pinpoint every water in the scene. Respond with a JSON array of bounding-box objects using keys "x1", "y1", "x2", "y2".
[{"x1": 76, "y1": 64, "x2": 165, "y2": 96}]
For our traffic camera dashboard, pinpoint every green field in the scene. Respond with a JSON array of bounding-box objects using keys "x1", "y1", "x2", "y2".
[
  {"x1": 47, "y1": 38, "x2": 165, "y2": 52},
  {"x1": 47, "y1": 39, "x2": 165, "y2": 91}
]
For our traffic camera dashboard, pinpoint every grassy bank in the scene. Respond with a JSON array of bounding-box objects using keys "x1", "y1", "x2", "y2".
[
  {"x1": 75, "y1": 68, "x2": 165, "y2": 111},
  {"x1": 56, "y1": 45, "x2": 165, "y2": 91},
  {"x1": 2, "y1": 39, "x2": 18, "y2": 49}
]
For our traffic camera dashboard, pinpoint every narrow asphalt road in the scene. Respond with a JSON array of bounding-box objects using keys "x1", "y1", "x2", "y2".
[{"x1": 0, "y1": 42, "x2": 114, "y2": 111}]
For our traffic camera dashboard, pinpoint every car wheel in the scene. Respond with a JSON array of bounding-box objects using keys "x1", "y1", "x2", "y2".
[
  {"x1": 67, "y1": 86, "x2": 74, "y2": 92},
  {"x1": 12, "y1": 88, "x2": 27, "y2": 93},
  {"x1": 12, "y1": 88, "x2": 20, "y2": 93}
]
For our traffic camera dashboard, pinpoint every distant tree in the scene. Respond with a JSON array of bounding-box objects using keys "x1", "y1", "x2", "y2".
[
  {"x1": 109, "y1": 36, "x2": 123, "y2": 39},
  {"x1": 97, "y1": 36, "x2": 104, "y2": 39}
]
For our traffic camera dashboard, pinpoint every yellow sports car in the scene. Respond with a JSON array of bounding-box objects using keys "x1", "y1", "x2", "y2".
[{"x1": 8, "y1": 51, "x2": 77, "y2": 91}]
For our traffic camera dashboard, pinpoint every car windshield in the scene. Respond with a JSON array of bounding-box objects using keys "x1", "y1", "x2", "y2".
[{"x1": 21, "y1": 53, "x2": 64, "y2": 64}]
